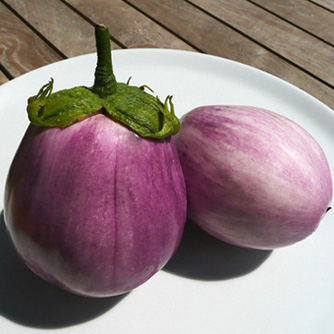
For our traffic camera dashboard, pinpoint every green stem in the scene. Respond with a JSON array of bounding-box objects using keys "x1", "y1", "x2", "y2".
[{"x1": 92, "y1": 24, "x2": 117, "y2": 97}]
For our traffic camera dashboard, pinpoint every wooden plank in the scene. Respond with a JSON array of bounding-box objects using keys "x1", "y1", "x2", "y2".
[
  {"x1": 188, "y1": 0, "x2": 334, "y2": 87},
  {"x1": 64, "y1": 0, "x2": 195, "y2": 50},
  {"x1": 125, "y1": 0, "x2": 264, "y2": 57},
  {"x1": 250, "y1": 0, "x2": 334, "y2": 45},
  {"x1": 0, "y1": 2, "x2": 62, "y2": 78},
  {"x1": 125, "y1": 0, "x2": 288, "y2": 66},
  {"x1": 3, "y1": 0, "x2": 121, "y2": 57},
  {"x1": 124, "y1": 0, "x2": 334, "y2": 110},
  {"x1": 0, "y1": 70, "x2": 9, "y2": 85},
  {"x1": 311, "y1": 0, "x2": 334, "y2": 11}
]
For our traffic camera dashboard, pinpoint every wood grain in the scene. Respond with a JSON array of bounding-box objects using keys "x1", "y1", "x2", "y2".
[
  {"x1": 189, "y1": 0, "x2": 334, "y2": 87},
  {"x1": 64, "y1": 0, "x2": 195, "y2": 50},
  {"x1": 310, "y1": 0, "x2": 334, "y2": 11},
  {"x1": 124, "y1": 0, "x2": 334, "y2": 110},
  {"x1": 250, "y1": 0, "x2": 334, "y2": 45},
  {"x1": 3, "y1": 0, "x2": 121, "y2": 57},
  {"x1": 0, "y1": 2, "x2": 62, "y2": 78},
  {"x1": 126, "y1": 0, "x2": 266, "y2": 57},
  {"x1": 0, "y1": 70, "x2": 9, "y2": 85}
]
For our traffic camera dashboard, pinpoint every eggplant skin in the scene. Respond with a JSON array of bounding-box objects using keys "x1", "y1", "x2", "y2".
[
  {"x1": 4, "y1": 114, "x2": 187, "y2": 297},
  {"x1": 175, "y1": 105, "x2": 332, "y2": 250}
]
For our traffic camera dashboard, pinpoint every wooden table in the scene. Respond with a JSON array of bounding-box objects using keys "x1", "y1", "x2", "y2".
[{"x1": 1, "y1": 0, "x2": 334, "y2": 111}]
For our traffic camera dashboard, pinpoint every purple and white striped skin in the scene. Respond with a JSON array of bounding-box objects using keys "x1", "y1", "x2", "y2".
[
  {"x1": 175, "y1": 105, "x2": 332, "y2": 250},
  {"x1": 4, "y1": 114, "x2": 187, "y2": 297}
]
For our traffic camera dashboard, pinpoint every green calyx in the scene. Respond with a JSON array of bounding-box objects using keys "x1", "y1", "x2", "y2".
[{"x1": 27, "y1": 25, "x2": 179, "y2": 139}]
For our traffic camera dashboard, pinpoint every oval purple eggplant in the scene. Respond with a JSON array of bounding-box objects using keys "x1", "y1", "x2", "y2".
[
  {"x1": 175, "y1": 105, "x2": 332, "y2": 250},
  {"x1": 4, "y1": 114, "x2": 187, "y2": 297}
]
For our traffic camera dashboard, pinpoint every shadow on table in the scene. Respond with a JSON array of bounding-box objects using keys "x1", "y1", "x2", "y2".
[
  {"x1": 163, "y1": 220, "x2": 273, "y2": 280},
  {"x1": 0, "y1": 211, "x2": 126, "y2": 329}
]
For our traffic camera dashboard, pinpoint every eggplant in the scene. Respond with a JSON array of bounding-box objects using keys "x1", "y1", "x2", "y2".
[
  {"x1": 3, "y1": 25, "x2": 186, "y2": 297},
  {"x1": 175, "y1": 105, "x2": 332, "y2": 250}
]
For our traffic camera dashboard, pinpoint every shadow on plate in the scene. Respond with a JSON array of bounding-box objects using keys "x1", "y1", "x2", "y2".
[
  {"x1": 0, "y1": 210, "x2": 127, "y2": 329},
  {"x1": 163, "y1": 219, "x2": 273, "y2": 280}
]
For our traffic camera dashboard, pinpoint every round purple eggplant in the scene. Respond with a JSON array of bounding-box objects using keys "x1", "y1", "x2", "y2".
[
  {"x1": 3, "y1": 25, "x2": 186, "y2": 297},
  {"x1": 5, "y1": 115, "x2": 186, "y2": 297},
  {"x1": 175, "y1": 105, "x2": 332, "y2": 250}
]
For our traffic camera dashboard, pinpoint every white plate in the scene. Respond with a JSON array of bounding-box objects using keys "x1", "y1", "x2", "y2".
[{"x1": 0, "y1": 49, "x2": 333, "y2": 334}]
